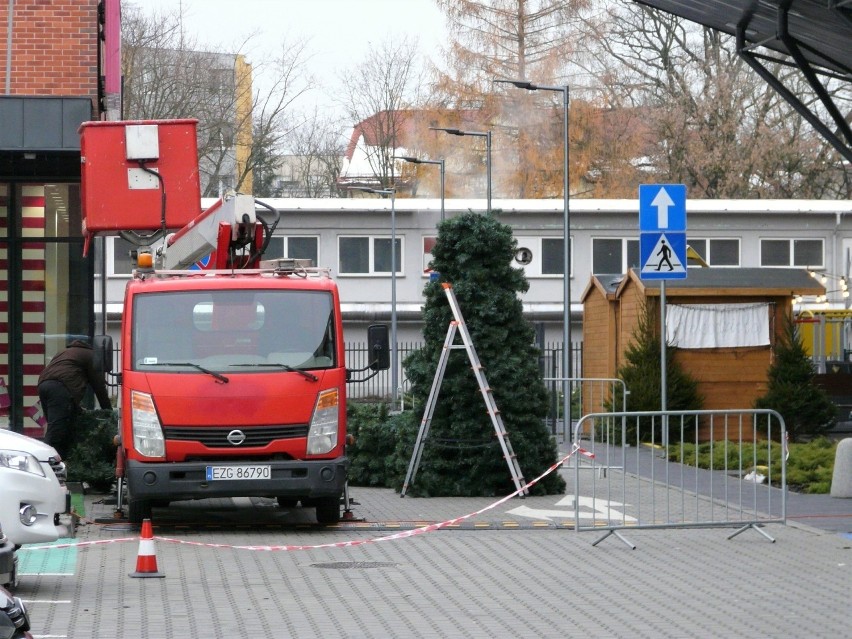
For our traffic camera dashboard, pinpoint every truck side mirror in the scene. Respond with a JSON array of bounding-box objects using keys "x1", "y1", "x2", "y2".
[
  {"x1": 367, "y1": 324, "x2": 390, "y2": 371},
  {"x1": 93, "y1": 335, "x2": 114, "y2": 374}
]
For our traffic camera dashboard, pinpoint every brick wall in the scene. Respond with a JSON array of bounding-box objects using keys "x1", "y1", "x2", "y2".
[{"x1": 0, "y1": 0, "x2": 99, "y2": 102}]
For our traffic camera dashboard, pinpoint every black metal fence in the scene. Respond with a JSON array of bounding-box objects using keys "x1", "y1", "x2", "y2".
[{"x1": 345, "y1": 340, "x2": 582, "y2": 404}]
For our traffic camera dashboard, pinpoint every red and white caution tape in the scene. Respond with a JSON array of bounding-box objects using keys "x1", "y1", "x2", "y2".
[
  {"x1": 158, "y1": 444, "x2": 586, "y2": 552},
  {"x1": 20, "y1": 537, "x2": 137, "y2": 551},
  {"x1": 22, "y1": 445, "x2": 587, "y2": 554}
]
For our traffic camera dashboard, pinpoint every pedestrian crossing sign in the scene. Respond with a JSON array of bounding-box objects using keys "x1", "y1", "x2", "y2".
[{"x1": 640, "y1": 232, "x2": 687, "y2": 280}]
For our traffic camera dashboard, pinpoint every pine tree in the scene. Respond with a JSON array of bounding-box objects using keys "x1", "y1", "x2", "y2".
[
  {"x1": 398, "y1": 212, "x2": 566, "y2": 496},
  {"x1": 754, "y1": 313, "x2": 836, "y2": 442},
  {"x1": 613, "y1": 300, "x2": 703, "y2": 443}
]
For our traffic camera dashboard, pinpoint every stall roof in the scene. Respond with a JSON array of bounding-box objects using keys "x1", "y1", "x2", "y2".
[
  {"x1": 634, "y1": 0, "x2": 852, "y2": 75},
  {"x1": 621, "y1": 267, "x2": 826, "y2": 297}
]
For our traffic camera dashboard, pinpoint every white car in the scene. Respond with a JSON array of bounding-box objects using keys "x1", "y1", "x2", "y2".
[{"x1": 0, "y1": 429, "x2": 68, "y2": 547}]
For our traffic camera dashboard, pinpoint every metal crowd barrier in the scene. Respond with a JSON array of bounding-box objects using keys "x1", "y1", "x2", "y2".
[
  {"x1": 569, "y1": 409, "x2": 787, "y2": 548},
  {"x1": 543, "y1": 377, "x2": 627, "y2": 443}
]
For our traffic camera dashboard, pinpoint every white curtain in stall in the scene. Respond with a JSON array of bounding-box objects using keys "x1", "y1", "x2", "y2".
[{"x1": 666, "y1": 303, "x2": 770, "y2": 348}]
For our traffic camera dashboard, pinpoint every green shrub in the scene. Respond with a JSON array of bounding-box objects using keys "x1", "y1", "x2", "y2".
[
  {"x1": 66, "y1": 409, "x2": 117, "y2": 492},
  {"x1": 347, "y1": 402, "x2": 417, "y2": 488},
  {"x1": 669, "y1": 436, "x2": 836, "y2": 493}
]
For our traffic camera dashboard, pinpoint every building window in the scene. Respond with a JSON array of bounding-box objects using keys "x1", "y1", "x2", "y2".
[
  {"x1": 511, "y1": 237, "x2": 574, "y2": 277},
  {"x1": 541, "y1": 237, "x2": 572, "y2": 276},
  {"x1": 339, "y1": 236, "x2": 402, "y2": 275},
  {"x1": 109, "y1": 237, "x2": 137, "y2": 276},
  {"x1": 264, "y1": 236, "x2": 319, "y2": 266},
  {"x1": 423, "y1": 236, "x2": 436, "y2": 275},
  {"x1": 687, "y1": 238, "x2": 740, "y2": 267},
  {"x1": 760, "y1": 239, "x2": 823, "y2": 268},
  {"x1": 592, "y1": 238, "x2": 639, "y2": 274}
]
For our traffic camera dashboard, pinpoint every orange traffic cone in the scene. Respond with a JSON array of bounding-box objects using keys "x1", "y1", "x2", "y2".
[{"x1": 129, "y1": 518, "x2": 165, "y2": 578}]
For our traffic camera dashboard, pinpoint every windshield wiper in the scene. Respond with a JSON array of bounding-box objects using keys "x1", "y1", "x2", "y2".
[
  {"x1": 147, "y1": 362, "x2": 229, "y2": 384},
  {"x1": 230, "y1": 363, "x2": 319, "y2": 381}
]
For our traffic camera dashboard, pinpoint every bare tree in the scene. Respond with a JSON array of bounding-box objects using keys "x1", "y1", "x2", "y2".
[
  {"x1": 580, "y1": 4, "x2": 849, "y2": 198},
  {"x1": 121, "y1": 5, "x2": 312, "y2": 198},
  {"x1": 435, "y1": 0, "x2": 588, "y2": 99},
  {"x1": 338, "y1": 37, "x2": 425, "y2": 190},
  {"x1": 430, "y1": 0, "x2": 593, "y2": 199},
  {"x1": 279, "y1": 109, "x2": 346, "y2": 197}
]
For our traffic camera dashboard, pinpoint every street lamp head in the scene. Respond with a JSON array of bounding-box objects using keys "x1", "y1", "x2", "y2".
[
  {"x1": 393, "y1": 155, "x2": 421, "y2": 164},
  {"x1": 494, "y1": 78, "x2": 537, "y2": 91},
  {"x1": 430, "y1": 126, "x2": 464, "y2": 136}
]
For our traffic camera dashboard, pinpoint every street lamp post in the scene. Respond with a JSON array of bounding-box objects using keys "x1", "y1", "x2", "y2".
[
  {"x1": 429, "y1": 127, "x2": 492, "y2": 213},
  {"x1": 350, "y1": 186, "x2": 399, "y2": 410},
  {"x1": 495, "y1": 79, "x2": 571, "y2": 431},
  {"x1": 394, "y1": 156, "x2": 445, "y2": 222}
]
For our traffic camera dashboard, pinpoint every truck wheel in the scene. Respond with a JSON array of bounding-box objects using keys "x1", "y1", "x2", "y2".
[
  {"x1": 313, "y1": 496, "x2": 341, "y2": 525},
  {"x1": 127, "y1": 498, "x2": 152, "y2": 524}
]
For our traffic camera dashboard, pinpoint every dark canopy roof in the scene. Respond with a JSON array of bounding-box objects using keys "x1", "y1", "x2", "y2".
[
  {"x1": 634, "y1": 0, "x2": 852, "y2": 74},
  {"x1": 633, "y1": 0, "x2": 852, "y2": 162}
]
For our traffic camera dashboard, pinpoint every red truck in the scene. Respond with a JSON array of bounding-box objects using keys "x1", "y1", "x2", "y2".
[{"x1": 80, "y1": 120, "x2": 389, "y2": 524}]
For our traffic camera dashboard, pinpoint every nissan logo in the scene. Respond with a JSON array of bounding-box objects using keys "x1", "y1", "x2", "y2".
[{"x1": 226, "y1": 430, "x2": 247, "y2": 446}]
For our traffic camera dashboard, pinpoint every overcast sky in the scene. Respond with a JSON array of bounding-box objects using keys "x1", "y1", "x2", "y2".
[{"x1": 132, "y1": 0, "x2": 448, "y2": 122}]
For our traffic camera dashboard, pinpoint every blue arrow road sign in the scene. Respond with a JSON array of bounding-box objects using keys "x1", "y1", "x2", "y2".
[{"x1": 639, "y1": 184, "x2": 686, "y2": 232}]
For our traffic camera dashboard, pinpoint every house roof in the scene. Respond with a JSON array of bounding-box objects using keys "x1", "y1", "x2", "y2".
[
  {"x1": 619, "y1": 267, "x2": 826, "y2": 297},
  {"x1": 344, "y1": 109, "x2": 493, "y2": 161}
]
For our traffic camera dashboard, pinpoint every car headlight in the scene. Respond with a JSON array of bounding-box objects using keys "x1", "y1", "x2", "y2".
[{"x1": 0, "y1": 450, "x2": 46, "y2": 477}]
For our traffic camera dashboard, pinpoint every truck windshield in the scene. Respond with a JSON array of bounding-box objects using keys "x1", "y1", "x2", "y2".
[{"x1": 132, "y1": 289, "x2": 336, "y2": 373}]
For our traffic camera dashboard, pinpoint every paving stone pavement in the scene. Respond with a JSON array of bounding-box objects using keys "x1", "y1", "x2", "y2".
[{"x1": 12, "y1": 458, "x2": 852, "y2": 638}]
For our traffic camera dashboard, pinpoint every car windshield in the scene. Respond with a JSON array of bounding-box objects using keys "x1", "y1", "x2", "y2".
[{"x1": 132, "y1": 289, "x2": 336, "y2": 373}]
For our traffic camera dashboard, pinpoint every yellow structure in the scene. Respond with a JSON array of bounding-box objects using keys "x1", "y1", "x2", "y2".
[
  {"x1": 234, "y1": 54, "x2": 253, "y2": 194},
  {"x1": 795, "y1": 309, "x2": 852, "y2": 363}
]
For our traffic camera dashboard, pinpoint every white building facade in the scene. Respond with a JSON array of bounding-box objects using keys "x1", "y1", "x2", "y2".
[{"x1": 100, "y1": 197, "x2": 852, "y2": 349}]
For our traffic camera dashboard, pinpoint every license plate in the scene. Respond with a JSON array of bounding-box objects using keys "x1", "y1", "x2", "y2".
[{"x1": 206, "y1": 464, "x2": 271, "y2": 481}]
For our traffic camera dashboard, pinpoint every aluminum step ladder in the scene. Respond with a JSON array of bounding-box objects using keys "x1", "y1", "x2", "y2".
[{"x1": 401, "y1": 282, "x2": 528, "y2": 497}]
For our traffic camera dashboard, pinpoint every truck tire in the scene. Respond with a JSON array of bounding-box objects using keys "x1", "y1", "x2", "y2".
[
  {"x1": 313, "y1": 496, "x2": 341, "y2": 525},
  {"x1": 127, "y1": 497, "x2": 152, "y2": 524}
]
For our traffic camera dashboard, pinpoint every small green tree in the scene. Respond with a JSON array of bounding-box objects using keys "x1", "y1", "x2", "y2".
[
  {"x1": 398, "y1": 212, "x2": 565, "y2": 497},
  {"x1": 347, "y1": 402, "x2": 417, "y2": 487},
  {"x1": 754, "y1": 313, "x2": 836, "y2": 442},
  {"x1": 66, "y1": 409, "x2": 117, "y2": 492},
  {"x1": 612, "y1": 300, "x2": 703, "y2": 442}
]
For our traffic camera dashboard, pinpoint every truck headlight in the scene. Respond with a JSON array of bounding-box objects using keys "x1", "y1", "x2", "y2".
[
  {"x1": 0, "y1": 450, "x2": 46, "y2": 477},
  {"x1": 131, "y1": 390, "x2": 166, "y2": 458},
  {"x1": 307, "y1": 389, "x2": 339, "y2": 455}
]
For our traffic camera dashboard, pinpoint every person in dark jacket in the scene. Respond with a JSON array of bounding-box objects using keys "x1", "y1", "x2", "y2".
[{"x1": 37, "y1": 339, "x2": 112, "y2": 458}]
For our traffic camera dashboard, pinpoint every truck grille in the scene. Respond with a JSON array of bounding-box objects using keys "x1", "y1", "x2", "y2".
[{"x1": 163, "y1": 424, "x2": 309, "y2": 448}]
